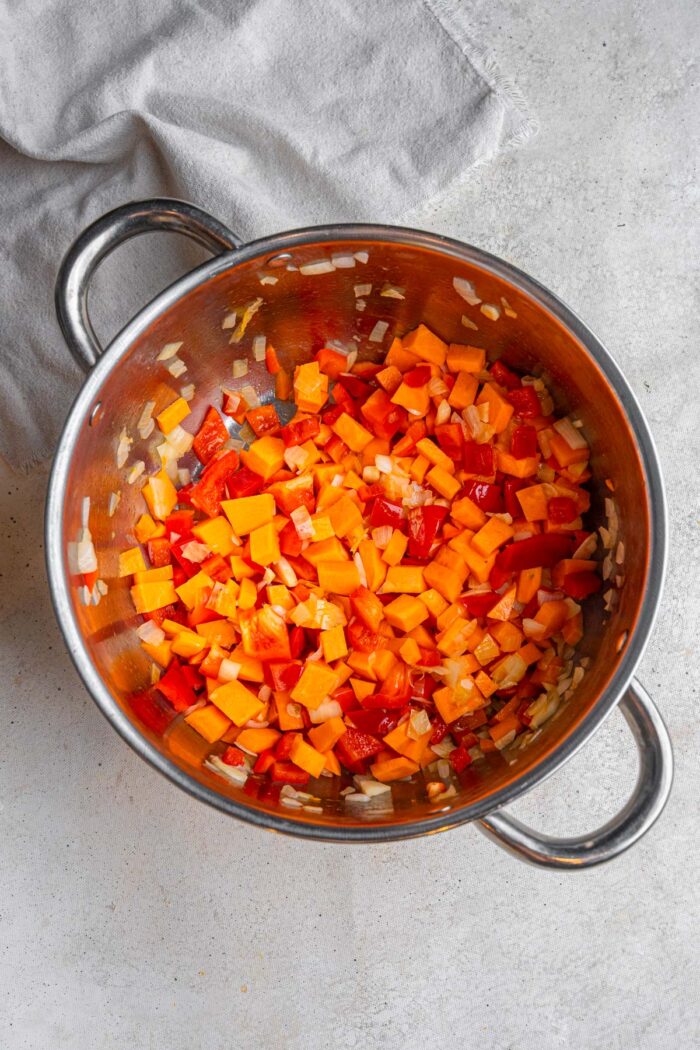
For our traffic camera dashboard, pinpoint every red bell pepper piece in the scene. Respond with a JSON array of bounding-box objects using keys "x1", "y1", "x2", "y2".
[
  {"x1": 347, "y1": 620, "x2": 380, "y2": 653},
  {"x1": 238, "y1": 607, "x2": 291, "y2": 662},
  {"x1": 289, "y1": 626, "x2": 306, "y2": 659},
  {"x1": 404, "y1": 364, "x2": 431, "y2": 387},
  {"x1": 434, "y1": 423, "x2": 463, "y2": 460},
  {"x1": 561, "y1": 571, "x2": 602, "y2": 600},
  {"x1": 279, "y1": 416, "x2": 320, "y2": 447},
  {"x1": 322, "y1": 404, "x2": 345, "y2": 426},
  {"x1": 147, "y1": 536, "x2": 172, "y2": 567},
  {"x1": 225, "y1": 466, "x2": 264, "y2": 499},
  {"x1": 337, "y1": 373, "x2": 372, "y2": 399},
  {"x1": 406, "y1": 671, "x2": 436, "y2": 700},
  {"x1": 279, "y1": 519, "x2": 303, "y2": 558},
  {"x1": 315, "y1": 347, "x2": 348, "y2": 380},
  {"x1": 350, "y1": 587, "x2": 385, "y2": 632},
  {"x1": 507, "y1": 386, "x2": 541, "y2": 418},
  {"x1": 504, "y1": 477, "x2": 529, "y2": 518},
  {"x1": 332, "y1": 382, "x2": 358, "y2": 415},
  {"x1": 350, "y1": 708, "x2": 403, "y2": 736},
  {"x1": 495, "y1": 533, "x2": 575, "y2": 573},
  {"x1": 451, "y1": 710, "x2": 488, "y2": 738},
  {"x1": 275, "y1": 733, "x2": 300, "y2": 761},
  {"x1": 265, "y1": 662, "x2": 304, "y2": 693},
  {"x1": 462, "y1": 441, "x2": 494, "y2": 476},
  {"x1": 418, "y1": 646, "x2": 441, "y2": 667},
  {"x1": 169, "y1": 538, "x2": 201, "y2": 578},
  {"x1": 360, "y1": 389, "x2": 406, "y2": 441},
  {"x1": 462, "y1": 480, "x2": 504, "y2": 513},
  {"x1": 259, "y1": 781, "x2": 282, "y2": 802},
  {"x1": 548, "y1": 496, "x2": 578, "y2": 524},
  {"x1": 245, "y1": 404, "x2": 280, "y2": 437},
  {"x1": 450, "y1": 745, "x2": 473, "y2": 773},
  {"x1": 406, "y1": 505, "x2": 449, "y2": 559},
  {"x1": 488, "y1": 563, "x2": 513, "y2": 590},
  {"x1": 511, "y1": 426, "x2": 538, "y2": 459},
  {"x1": 253, "y1": 749, "x2": 276, "y2": 775},
  {"x1": 429, "y1": 716, "x2": 449, "y2": 746},
  {"x1": 129, "y1": 689, "x2": 177, "y2": 736},
  {"x1": 490, "y1": 360, "x2": 521, "y2": 390},
  {"x1": 331, "y1": 685, "x2": 361, "y2": 713},
  {"x1": 165, "y1": 509, "x2": 195, "y2": 538},
  {"x1": 369, "y1": 497, "x2": 404, "y2": 530},
  {"x1": 461, "y1": 591, "x2": 499, "y2": 618},
  {"x1": 357, "y1": 482, "x2": 384, "y2": 503},
  {"x1": 193, "y1": 406, "x2": 229, "y2": 464},
  {"x1": 221, "y1": 746, "x2": 246, "y2": 767},
  {"x1": 156, "y1": 659, "x2": 197, "y2": 712},
  {"x1": 335, "y1": 727, "x2": 384, "y2": 766},
  {"x1": 200, "y1": 553, "x2": 233, "y2": 583},
  {"x1": 270, "y1": 761, "x2": 310, "y2": 786},
  {"x1": 367, "y1": 663, "x2": 411, "y2": 709},
  {"x1": 189, "y1": 449, "x2": 240, "y2": 517}
]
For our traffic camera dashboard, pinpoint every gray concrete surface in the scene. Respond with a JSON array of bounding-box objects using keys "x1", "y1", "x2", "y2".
[{"x1": 1, "y1": 1, "x2": 698, "y2": 1047}]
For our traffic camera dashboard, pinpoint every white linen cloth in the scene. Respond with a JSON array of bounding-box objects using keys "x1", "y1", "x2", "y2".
[{"x1": 0, "y1": 0, "x2": 536, "y2": 468}]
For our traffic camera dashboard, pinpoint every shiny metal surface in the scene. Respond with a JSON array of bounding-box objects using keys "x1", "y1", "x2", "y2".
[
  {"x1": 47, "y1": 198, "x2": 671, "y2": 859},
  {"x1": 55, "y1": 199, "x2": 241, "y2": 371},
  {"x1": 479, "y1": 678, "x2": 673, "y2": 867}
]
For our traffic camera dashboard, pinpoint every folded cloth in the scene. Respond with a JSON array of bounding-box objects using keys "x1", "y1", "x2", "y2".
[{"x1": 0, "y1": 0, "x2": 536, "y2": 469}]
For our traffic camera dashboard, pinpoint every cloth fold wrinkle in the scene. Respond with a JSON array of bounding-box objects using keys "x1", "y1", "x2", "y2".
[{"x1": 0, "y1": 0, "x2": 536, "y2": 469}]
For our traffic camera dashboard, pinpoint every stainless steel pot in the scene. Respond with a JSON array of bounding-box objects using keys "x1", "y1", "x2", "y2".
[{"x1": 47, "y1": 199, "x2": 673, "y2": 867}]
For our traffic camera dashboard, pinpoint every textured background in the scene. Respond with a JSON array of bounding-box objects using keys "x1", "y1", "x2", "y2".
[{"x1": 1, "y1": 1, "x2": 698, "y2": 1047}]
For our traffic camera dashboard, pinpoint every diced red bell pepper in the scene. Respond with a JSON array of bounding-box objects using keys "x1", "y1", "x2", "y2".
[
  {"x1": 221, "y1": 746, "x2": 246, "y2": 767},
  {"x1": 427, "y1": 716, "x2": 448, "y2": 746},
  {"x1": 200, "y1": 553, "x2": 233, "y2": 582},
  {"x1": 265, "y1": 662, "x2": 304, "y2": 693},
  {"x1": 270, "y1": 761, "x2": 310, "y2": 786},
  {"x1": 495, "y1": 533, "x2": 575, "y2": 573},
  {"x1": 156, "y1": 659, "x2": 197, "y2": 712},
  {"x1": 259, "y1": 781, "x2": 282, "y2": 803},
  {"x1": 335, "y1": 727, "x2": 384, "y2": 766},
  {"x1": 289, "y1": 626, "x2": 306, "y2": 659},
  {"x1": 243, "y1": 777, "x2": 262, "y2": 798},
  {"x1": 488, "y1": 563, "x2": 513, "y2": 590},
  {"x1": 368, "y1": 663, "x2": 411, "y2": 709},
  {"x1": 361, "y1": 389, "x2": 407, "y2": 441},
  {"x1": 246, "y1": 404, "x2": 280, "y2": 437},
  {"x1": 490, "y1": 360, "x2": 521, "y2": 391},
  {"x1": 332, "y1": 382, "x2": 358, "y2": 415},
  {"x1": 181, "y1": 664, "x2": 205, "y2": 694},
  {"x1": 254, "y1": 749, "x2": 276, "y2": 775},
  {"x1": 350, "y1": 708, "x2": 403, "y2": 736},
  {"x1": 338, "y1": 373, "x2": 372, "y2": 399},
  {"x1": 461, "y1": 591, "x2": 499, "y2": 618},
  {"x1": 275, "y1": 732, "x2": 300, "y2": 761},
  {"x1": 406, "y1": 671, "x2": 436, "y2": 700},
  {"x1": 129, "y1": 689, "x2": 177, "y2": 736},
  {"x1": 325, "y1": 435, "x2": 349, "y2": 462},
  {"x1": 225, "y1": 466, "x2": 264, "y2": 499},
  {"x1": 451, "y1": 710, "x2": 488, "y2": 738},
  {"x1": 165, "y1": 509, "x2": 195, "y2": 539},
  {"x1": 147, "y1": 536, "x2": 172, "y2": 567},
  {"x1": 315, "y1": 347, "x2": 348, "y2": 380},
  {"x1": 280, "y1": 416, "x2": 321, "y2": 447},
  {"x1": 462, "y1": 480, "x2": 504, "y2": 513},
  {"x1": 511, "y1": 426, "x2": 538, "y2": 459},
  {"x1": 189, "y1": 450, "x2": 240, "y2": 517},
  {"x1": 504, "y1": 478, "x2": 529, "y2": 518},
  {"x1": 418, "y1": 646, "x2": 441, "y2": 667},
  {"x1": 462, "y1": 441, "x2": 494, "y2": 476},
  {"x1": 193, "y1": 406, "x2": 229, "y2": 464},
  {"x1": 169, "y1": 538, "x2": 201, "y2": 578},
  {"x1": 561, "y1": 571, "x2": 602, "y2": 600},
  {"x1": 279, "y1": 520, "x2": 303, "y2": 558},
  {"x1": 271, "y1": 474, "x2": 315, "y2": 516},
  {"x1": 507, "y1": 386, "x2": 541, "y2": 418},
  {"x1": 404, "y1": 364, "x2": 431, "y2": 387},
  {"x1": 331, "y1": 686, "x2": 361, "y2": 713},
  {"x1": 322, "y1": 404, "x2": 345, "y2": 426},
  {"x1": 450, "y1": 745, "x2": 473, "y2": 773},
  {"x1": 434, "y1": 423, "x2": 463, "y2": 460},
  {"x1": 369, "y1": 497, "x2": 404, "y2": 530},
  {"x1": 406, "y1": 505, "x2": 448, "y2": 559},
  {"x1": 358, "y1": 483, "x2": 384, "y2": 503},
  {"x1": 347, "y1": 620, "x2": 381, "y2": 653},
  {"x1": 548, "y1": 496, "x2": 579, "y2": 524}
]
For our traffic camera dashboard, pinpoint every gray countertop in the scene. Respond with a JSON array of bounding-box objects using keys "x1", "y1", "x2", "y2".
[{"x1": 1, "y1": 1, "x2": 698, "y2": 1047}]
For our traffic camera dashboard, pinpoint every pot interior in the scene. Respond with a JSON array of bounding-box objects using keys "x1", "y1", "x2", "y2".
[{"x1": 55, "y1": 232, "x2": 651, "y2": 836}]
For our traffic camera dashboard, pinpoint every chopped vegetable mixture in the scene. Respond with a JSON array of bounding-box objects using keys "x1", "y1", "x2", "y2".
[{"x1": 118, "y1": 323, "x2": 603, "y2": 806}]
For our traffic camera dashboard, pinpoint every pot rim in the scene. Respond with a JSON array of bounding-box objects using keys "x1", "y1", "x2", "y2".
[{"x1": 46, "y1": 222, "x2": 667, "y2": 842}]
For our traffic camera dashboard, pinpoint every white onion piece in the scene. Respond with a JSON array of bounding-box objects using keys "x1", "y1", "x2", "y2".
[
  {"x1": 553, "y1": 417, "x2": 588, "y2": 450},
  {"x1": 299, "y1": 259, "x2": 335, "y2": 275},
  {"x1": 232, "y1": 358, "x2": 249, "y2": 379},
  {"x1": 380, "y1": 283, "x2": 405, "y2": 299},
  {"x1": 274, "y1": 557, "x2": 298, "y2": 587},
  {"x1": 157, "y1": 341, "x2": 183, "y2": 360},
  {"x1": 218, "y1": 659, "x2": 242, "y2": 682},
  {"x1": 354, "y1": 251, "x2": 369, "y2": 264},
  {"x1": 308, "y1": 700, "x2": 343, "y2": 724},
  {"x1": 181, "y1": 541, "x2": 210, "y2": 563},
  {"x1": 107, "y1": 491, "x2": 121, "y2": 517},
  {"x1": 252, "y1": 335, "x2": 266, "y2": 361},
  {"x1": 81, "y1": 496, "x2": 91, "y2": 528},
  {"x1": 331, "y1": 253, "x2": 355, "y2": 269},
  {"x1": 369, "y1": 320, "x2": 389, "y2": 343},
  {"x1": 167, "y1": 358, "x2": 187, "y2": 378},
  {"x1": 480, "y1": 303, "x2": 501, "y2": 321},
  {"x1": 137, "y1": 621, "x2": 165, "y2": 646},
  {"x1": 116, "y1": 429, "x2": 132, "y2": 468},
  {"x1": 453, "y1": 276, "x2": 481, "y2": 305},
  {"x1": 354, "y1": 283, "x2": 372, "y2": 297}
]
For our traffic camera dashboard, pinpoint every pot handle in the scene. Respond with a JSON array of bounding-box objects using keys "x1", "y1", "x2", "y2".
[
  {"x1": 479, "y1": 679, "x2": 673, "y2": 869},
  {"x1": 55, "y1": 198, "x2": 241, "y2": 372}
]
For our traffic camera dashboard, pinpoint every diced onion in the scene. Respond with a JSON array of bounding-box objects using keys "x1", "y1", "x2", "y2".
[
  {"x1": 354, "y1": 283, "x2": 372, "y2": 297},
  {"x1": 274, "y1": 557, "x2": 298, "y2": 587},
  {"x1": 222, "y1": 312, "x2": 237, "y2": 330},
  {"x1": 206, "y1": 757, "x2": 248, "y2": 787},
  {"x1": 137, "y1": 401, "x2": 155, "y2": 438},
  {"x1": 309, "y1": 700, "x2": 343, "y2": 724},
  {"x1": 218, "y1": 659, "x2": 242, "y2": 682},
  {"x1": 553, "y1": 417, "x2": 588, "y2": 450},
  {"x1": 461, "y1": 315, "x2": 478, "y2": 331},
  {"x1": 375, "y1": 454, "x2": 393, "y2": 474},
  {"x1": 80, "y1": 496, "x2": 91, "y2": 528},
  {"x1": 232, "y1": 358, "x2": 249, "y2": 379},
  {"x1": 380, "y1": 283, "x2": 405, "y2": 300},
  {"x1": 116, "y1": 429, "x2": 132, "y2": 468},
  {"x1": 252, "y1": 335, "x2": 266, "y2": 361},
  {"x1": 355, "y1": 299, "x2": 366, "y2": 311},
  {"x1": 354, "y1": 251, "x2": 369, "y2": 264},
  {"x1": 157, "y1": 341, "x2": 183, "y2": 360},
  {"x1": 408, "y1": 708, "x2": 431, "y2": 739},
  {"x1": 137, "y1": 621, "x2": 165, "y2": 645},
  {"x1": 300, "y1": 259, "x2": 335, "y2": 275},
  {"x1": 435, "y1": 400, "x2": 451, "y2": 426},
  {"x1": 480, "y1": 303, "x2": 501, "y2": 321},
  {"x1": 167, "y1": 358, "x2": 187, "y2": 378},
  {"x1": 181, "y1": 540, "x2": 210, "y2": 563},
  {"x1": 259, "y1": 274, "x2": 278, "y2": 285},
  {"x1": 453, "y1": 276, "x2": 481, "y2": 306},
  {"x1": 331, "y1": 253, "x2": 355, "y2": 269},
  {"x1": 371, "y1": 526, "x2": 393, "y2": 549},
  {"x1": 369, "y1": 320, "x2": 389, "y2": 343},
  {"x1": 240, "y1": 384, "x2": 260, "y2": 408}
]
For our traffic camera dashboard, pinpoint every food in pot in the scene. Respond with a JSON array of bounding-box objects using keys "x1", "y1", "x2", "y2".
[{"x1": 118, "y1": 323, "x2": 602, "y2": 805}]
